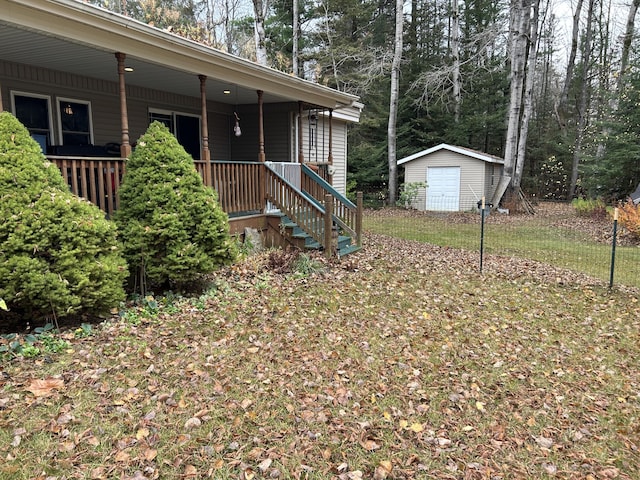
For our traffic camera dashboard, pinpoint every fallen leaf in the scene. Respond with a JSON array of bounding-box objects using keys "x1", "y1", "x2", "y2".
[
  {"x1": 360, "y1": 439, "x2": 381, "y2": 451},
  {"x1": 409, "y1": 422, "x2": 424, "y2": 433},
  {"x1": 26, "y1": 378, "x2": 65, "y2": 397},
  {"x1": 184, "y1": 417, "x2": 202, "y2": 430},
  {"x1": 534, "y1": 435, "x2": 554, "y2": 449},
  {"x1": 258, "y1": 458, "x2": 272, "y2": 472}
]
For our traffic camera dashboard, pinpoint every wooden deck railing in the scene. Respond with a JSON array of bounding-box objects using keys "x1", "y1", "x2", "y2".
[
  {"x1": 50, "y1": 156, "x2": 125, "y2": 217},
  {"x1": 50, "y1": 156, "x2": 362, "y2": 254},
  {"x1": 264, "y1": 167, "x2": 326, "y2": 246},
  {"x1": 301, "y1": 164, "x2": 362, "y2": 247},
  {"x1": 210, "y1": 162, "x2": 265, "y2": 215}
]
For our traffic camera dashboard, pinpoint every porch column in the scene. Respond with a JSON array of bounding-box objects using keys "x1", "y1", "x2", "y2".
[
  {"x1": 257, "y1": 89, "x2": 266, "y2": 162},
  {"x1": 199, "y1": 75, "x2": 212, "y2": 186},
  {"x1": 297, "y1": 102, "x2": 304, "y2": 163},
  {"x1": 115, "y1": 52, "x2": 132, "y2": 158},
  {"x1": 328, "y1": 108, "x2": 334, "y2": 165}
]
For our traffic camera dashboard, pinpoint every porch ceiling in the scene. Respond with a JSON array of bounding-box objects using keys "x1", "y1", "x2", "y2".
[{"x1": 0, "y1": 0, "x2": 359, "y2": 110}]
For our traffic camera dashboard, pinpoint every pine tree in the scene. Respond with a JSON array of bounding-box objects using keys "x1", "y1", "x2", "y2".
[
  {"x1": 115, "y1": 122, "x2": 237, "y2": 292},
  {"x1": 0, "y1": 112, "x2": 127, "y2": 321}
]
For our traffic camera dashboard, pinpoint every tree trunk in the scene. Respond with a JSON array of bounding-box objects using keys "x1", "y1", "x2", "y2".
[
  {"x1": 387, "y1": 0, "x2": 403, "y2": 206},
  {"x1": 293, "y1": 0, "x2": 299, "y2": 76},
  {"x1": 451, "y1": 0, "x2": 461, "y2": 123},
  {"x1": 617, "y1": 0, "x2": 640, "y2": 95},
  {"x1": 568, "y1": 0, "x2": 595, "y2": 199},
  {"x1": 502, "y1": 0, "x2": 529, "y2": 187},
  {"x1": 555, "y1": 0, "x2": 583, "y2": 130},
  {"x1": 514, "y1": 0, "x2": 541, "y2": 189},
  {"x1": 252, "y1": 0, "x2": 269, "y2": 65}
]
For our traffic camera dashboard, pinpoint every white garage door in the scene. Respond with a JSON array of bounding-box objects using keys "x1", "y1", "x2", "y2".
[{"x1": 426, "y1": 166, "x2": 460, "y2": 211}]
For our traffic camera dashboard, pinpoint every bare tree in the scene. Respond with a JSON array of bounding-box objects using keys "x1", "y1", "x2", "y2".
[
  {"x1": 617, "y1": 0, "x2": 640, "y2": 96},
  {"x1": 388, "y1": 0, "x2": 404, "y2": 206},
  {"x1": 451, "y1": 0, "x2": 461, "y2": 122},
  {"x1": 568, "y1": 0, "x2": 595, "y2": 199}
]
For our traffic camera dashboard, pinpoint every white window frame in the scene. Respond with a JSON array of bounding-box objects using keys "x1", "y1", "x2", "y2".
[
  {"x1": 10, "y1": 90, "x2": 54, "y2": 149},
  {"x1": 56, "y1": 97, "x2": 94, "y2": 145}
]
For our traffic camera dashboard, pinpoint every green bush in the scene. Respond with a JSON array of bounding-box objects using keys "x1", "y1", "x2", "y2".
[
  {"x1": 0, "y1": 112, "x2": 127, "y2": 320},
  {"x1": 572, "y1": 197, "x2": 606, "y2": 218},
  {"x1": 115, "y1": 122, "x2": 237, "y2": 291}
]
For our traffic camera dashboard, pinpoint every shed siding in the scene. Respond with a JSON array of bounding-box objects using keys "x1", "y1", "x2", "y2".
[{"x1": 403, "y1": 150, "x2": 489, "y2": 211}]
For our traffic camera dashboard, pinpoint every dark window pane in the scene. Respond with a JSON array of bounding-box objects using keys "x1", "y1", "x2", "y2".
[
  {"x1": 175, "y1": 114, "x2": 200, "y2": 159},
  {"x1": 15, "y1": 95, "x2": 49, "y2": 130},
  {"x1": 59, "y1": 101, "x2": 91, "y2": 145}
]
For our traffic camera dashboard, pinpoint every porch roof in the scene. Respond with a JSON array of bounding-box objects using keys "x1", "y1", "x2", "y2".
[{"x1": 0, "y1": 0, "x2": 360, "y2": 111}]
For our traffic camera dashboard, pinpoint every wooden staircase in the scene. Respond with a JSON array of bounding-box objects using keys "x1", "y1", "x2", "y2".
[
  {"x1": 264, "y1": 163, "x2": 362, "y2": 258},
  {"x1": 279, "y1": 214, "x2": 361, "y2": 258}
]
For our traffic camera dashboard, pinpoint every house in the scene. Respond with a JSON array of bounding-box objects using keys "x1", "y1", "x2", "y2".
[
  {"x1": 0, "y1": 0, "x2": 363, "y2": 256},
  {"x1": 398, "y1": 144, "x2": 504, "y2": 211}
]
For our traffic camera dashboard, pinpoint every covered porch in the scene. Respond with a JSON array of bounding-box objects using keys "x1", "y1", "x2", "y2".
[{"x1": 1, "y1": 0, "x2": 363, "y2": 256}]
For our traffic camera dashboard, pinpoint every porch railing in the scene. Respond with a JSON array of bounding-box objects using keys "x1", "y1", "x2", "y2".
[
  {"x1": 49, "y1": 156, "x2": 362, "y2": 253},
  {"x1": 49, "y1": 156, "x2": 125, "y2": 217}
]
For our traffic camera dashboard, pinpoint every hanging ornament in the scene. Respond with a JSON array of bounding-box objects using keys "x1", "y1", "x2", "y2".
[{"x1": 233, "y1": 112, "x2": 242, "y2": 137}]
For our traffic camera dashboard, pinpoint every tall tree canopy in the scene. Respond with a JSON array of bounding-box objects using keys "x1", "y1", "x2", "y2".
[{"x1": 89, "y1": 0, "x2": 640, "y2": 204}]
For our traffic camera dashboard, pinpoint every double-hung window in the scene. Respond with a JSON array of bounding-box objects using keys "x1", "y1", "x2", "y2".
[
  {"x1": 11, "y1": 92, "x2": 53, "y2": 153},
  {"x1": 58, "y1": 98, "x2": 93, "y2": 145}
]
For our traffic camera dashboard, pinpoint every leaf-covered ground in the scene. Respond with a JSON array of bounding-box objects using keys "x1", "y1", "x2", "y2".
[{"x1": 2, "y1": 234, "x2": 640, "y2": 479}]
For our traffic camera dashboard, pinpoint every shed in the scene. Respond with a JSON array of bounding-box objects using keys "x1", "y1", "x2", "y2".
[{"x1": 398, "y1": 144, "x2": 504, "y2": 211}]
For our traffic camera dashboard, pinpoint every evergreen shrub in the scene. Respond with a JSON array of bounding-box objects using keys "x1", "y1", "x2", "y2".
[
  {"x1": 115, "y1": 122, "x2": 237, "y2": 291},
  {"x1": 0, "y1": 112, "x2": 127, "y2": 321}
]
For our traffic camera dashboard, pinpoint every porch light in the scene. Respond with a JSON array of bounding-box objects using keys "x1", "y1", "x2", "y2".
[
  {"x1": 223, "y1": 89, "x2": 231, "y2": 94},
  {"x1": 124, "y1": 66, "x2": 134, "y2": 72}
]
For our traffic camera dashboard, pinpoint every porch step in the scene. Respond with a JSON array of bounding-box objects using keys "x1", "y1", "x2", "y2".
[{"x1": 279, "y1": 216, "x2": 359, "y2": 257}]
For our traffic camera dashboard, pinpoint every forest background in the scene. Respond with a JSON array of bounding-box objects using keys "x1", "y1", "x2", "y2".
[{"x1": 88, "y1": 0, "x2": 640, "y2": 206}]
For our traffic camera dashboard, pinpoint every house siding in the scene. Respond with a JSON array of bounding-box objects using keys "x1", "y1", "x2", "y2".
[
  {"x1": 0, "y1": 59, "x2": 237, "y2": 158},
  {"x1": 1, "y1": 59, "x2": 352, "y2": 194},
  {"x1": 403, "y1": 150, "x2": 488, "y2": 211},
  {"x1": 300, "y1": 113, "x2": 348, "y2": 195}
]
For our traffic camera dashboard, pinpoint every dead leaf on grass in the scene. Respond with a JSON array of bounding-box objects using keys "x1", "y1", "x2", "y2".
[{"x1": 26, "y1": 377, "x2": 65, "y2": 397}]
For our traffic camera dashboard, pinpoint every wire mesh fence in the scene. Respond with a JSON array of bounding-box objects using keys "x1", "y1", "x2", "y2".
[{"x1": 362, "y1": 201, "x2": 640, "y2": 289}]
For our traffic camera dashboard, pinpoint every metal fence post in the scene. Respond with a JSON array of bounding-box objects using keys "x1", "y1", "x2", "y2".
[{"x1": 610, "y1": 208, "x2": 619, "y2": 288}]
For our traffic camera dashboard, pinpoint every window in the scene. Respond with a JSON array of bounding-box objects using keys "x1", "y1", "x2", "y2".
[
  {"x1": 11, "y1": 92, "x2": 53, "y2": 152},
  {"x1": 58, "y1": 98, "x2": 93, "y2": 145},
  {"x1": 149, "y1": 109, "x2": 201, "y2": 159}
]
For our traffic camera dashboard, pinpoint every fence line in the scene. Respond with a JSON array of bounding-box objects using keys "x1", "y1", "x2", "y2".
[{"x1": 363, "y1": 202, "x2": 640, "y2": 288}]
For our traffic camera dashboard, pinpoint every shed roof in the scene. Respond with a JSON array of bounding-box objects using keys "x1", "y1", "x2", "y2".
[{"x1": 398, "y1": 144, "x2": 504, "y2": 166}]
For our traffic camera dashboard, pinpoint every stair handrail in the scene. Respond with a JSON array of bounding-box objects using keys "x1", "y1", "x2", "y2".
[
  {"x1": 264, "y1": 165, "x2": 327, "y2": 247},
  {"x1": 301, "y1": 164, "x2": 360, "y2": 245}
]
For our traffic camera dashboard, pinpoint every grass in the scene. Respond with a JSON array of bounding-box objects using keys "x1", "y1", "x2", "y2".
[
  {"x1": 363, "y1": 209, "x2": 640, "y2": 287},
  {"x1": 1, "y1": 236, "x2": 640, "y2": 479}
]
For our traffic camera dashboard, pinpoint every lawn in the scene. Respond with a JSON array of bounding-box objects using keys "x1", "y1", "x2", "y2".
[
  {"x1": 1, "y1": 233, "x2": 639, "y2": 479},
  {"x1": 363, "y1": 204, "x2": 640, "y2": 288}
]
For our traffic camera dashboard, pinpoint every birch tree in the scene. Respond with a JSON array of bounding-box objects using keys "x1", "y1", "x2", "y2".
[
  {"x1": 494, "y1": 0, "x2": 540, "y2": 206},
  {"x1": 252, "y1": 0, "x2": 269, "y2": 65},
  {"x1": 388, "y1": 0, "x2": 404, "y2": 206}
]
